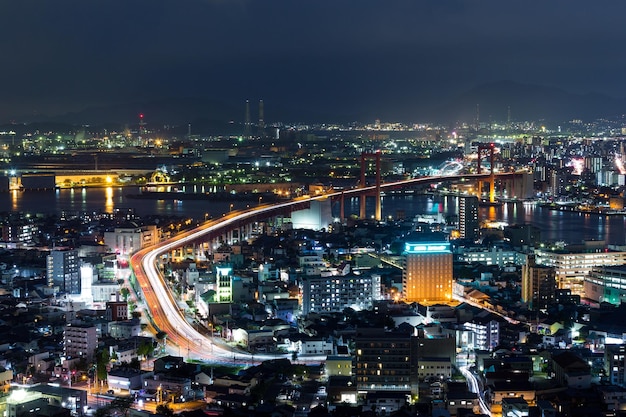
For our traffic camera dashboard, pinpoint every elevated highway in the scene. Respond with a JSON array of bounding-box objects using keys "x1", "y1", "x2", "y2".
[{"x1": 130, "y1": 172, "x2": 524, "y2": 362}]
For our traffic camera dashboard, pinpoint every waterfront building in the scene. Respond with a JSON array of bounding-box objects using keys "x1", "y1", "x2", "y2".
[
  {"x1": 503, "y1": 224, "x2": 541, "y2": 249},
  {"x1": 534, "y1": 243, "x2": 626, "y2": 297},
  {"x1": 584, "y1": 265, "x2": 626, "y2": 306},
  {"x1": 301, "y1": 272, "x2": 381, "y2": 314},
  {"x1": 47, "y1": 248, "x2": 80, "y2": 294},
  {"x1": 521, "y1": 255, "x2": 556, "y2": 310},
  {"x1": 402, "y1": 240, "x2": 453, "y2": 304},
  {"x1": 458, "y1": 196, "x2": 479, "y2": 241}
]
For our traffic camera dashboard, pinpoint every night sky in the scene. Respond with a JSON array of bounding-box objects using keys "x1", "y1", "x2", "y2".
[{"x1": 2, "y1": 1, "x2": 625, "y2": 122}]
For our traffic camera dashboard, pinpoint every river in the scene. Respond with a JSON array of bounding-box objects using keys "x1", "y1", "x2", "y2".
[{"x1": 0, "y1": 187, "x2": 624, "y2": 245}]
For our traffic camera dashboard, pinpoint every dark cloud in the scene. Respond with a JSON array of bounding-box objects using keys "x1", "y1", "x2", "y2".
[{"x1": 1, "y1": 0, "x2": 626, "y2": 121}]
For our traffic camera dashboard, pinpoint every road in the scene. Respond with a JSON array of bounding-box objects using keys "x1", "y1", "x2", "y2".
[
  {"x1": 459, "y1": 365, "x2": 491, "y2": 416},
  {"x1": 129, "y1": 172, "x2": 522, "y2": 363},
  {"x1": 130, "y1": 204, "x2": 330, "y2": 363}
]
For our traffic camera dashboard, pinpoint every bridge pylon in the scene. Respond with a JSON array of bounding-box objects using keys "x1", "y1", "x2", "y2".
[
  {"x1": 477, "y1": 143, "x2": 496, "y2": 203},
  {"x1": 359, "y1": 151, "x2": 382, "y2": 221}
]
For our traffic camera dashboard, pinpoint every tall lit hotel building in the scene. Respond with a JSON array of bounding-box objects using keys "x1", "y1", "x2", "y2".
[
  {"x1": 534, "y1": 243, "x2": 626, "y2": 297},
  {"x1": 402, "y1": 241, "x2": 453, "y2": 304},
  {"x1": 458, "y1": 196, "x2": 479, "y2": 241}
]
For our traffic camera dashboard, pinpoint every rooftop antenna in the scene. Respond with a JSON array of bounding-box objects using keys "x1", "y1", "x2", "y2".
[
  {"x1": 475, "y1": 104, "x2": 480, "y2": 130},
  {"x1": 258, "y1": 99, "x2": 265, "y2": 132},
  {"x1": 139, "y1": 113, "x2": 146, "y2": 138},
  {"x1": 244, "y1": 100, "x2": 251, "y2": 138}
]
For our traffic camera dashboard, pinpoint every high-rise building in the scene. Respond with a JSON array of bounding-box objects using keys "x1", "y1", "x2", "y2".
[
  {"x1": 458, "y1": 196, "x2": 479, "y2": 241},
  {"x1": 354, "y1": 328, "x2": 417, "y2": 394},
  {"x1": 402, "y1": 240, "x2": 453, "y2": 303},
  {"x1": 47, "y1": 249, "x2": 80, "y2": 294},
  {"x1": 521, "y1": 255, "x2": 556, "y2": 310}
]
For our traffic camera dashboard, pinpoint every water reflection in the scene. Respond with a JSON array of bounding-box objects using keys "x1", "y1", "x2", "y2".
[
  {"x1": 1, "y1": 188, "x2": 625, "y2": 245},
  {"x1": 105, "y1": 187, "x2": 113, "y2": 213},
  {"x1": 11, "y1": 190, "x2": 18, "y2": 211}
]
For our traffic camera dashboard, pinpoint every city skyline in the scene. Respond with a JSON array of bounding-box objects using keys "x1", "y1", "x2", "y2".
[{"x1": 3, "y1": 1, "x2": 626, "y2": 123}]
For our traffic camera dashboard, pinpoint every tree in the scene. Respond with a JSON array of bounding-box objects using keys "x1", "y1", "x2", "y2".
[
  {"x1": 156, "y1": 404, "x2": 175, "y2": 417},
  {"x1": 96, "y1": 349, "x2": 110, "y2": 381},
  {"x1": 129, "y1": 357, "x2": 141, "y2": 370},
  {"x1": 137, "y1": 340, "x2": 154, "y2": 359},
  {"x1": 109, "y1": 396, "x2": 134, "y2": 417},
  {"x1": 120, "y1": 287, "x2": 130, "y2": 301},
  {"x1": 156, "y1": 331, "x2": 168, "y2": 353}
]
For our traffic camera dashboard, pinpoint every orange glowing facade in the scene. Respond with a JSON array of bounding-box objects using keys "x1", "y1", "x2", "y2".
[{"x1": 402, "y1": 242, "x2": 453, "y2": 303}]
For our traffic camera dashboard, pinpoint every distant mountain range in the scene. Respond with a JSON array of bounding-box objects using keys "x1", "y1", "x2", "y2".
[
  {"x1": 433, "y1": 80, "x2": 626, "y2": 124},
  {"x1": 5, "y1": 81, "x2": 626, "y2": 130}
]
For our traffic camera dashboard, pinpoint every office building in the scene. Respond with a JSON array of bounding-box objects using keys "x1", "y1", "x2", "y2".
[
  {"x1": 584, "y1": 265, "x2": 626, "y2": 306},
  {"x1": 456, "y1": 247, "x2": 524, "y2": 266},
  {"x1": 534, "y1": 243, "x2": 626, "y2": 297},
  {"x1": 402, "y1": 241, "x2": 453, "y2": 304},
  {"x1": 521, "y1": 255, "x2": 556, "y2": 310},
  {"x1": 458, "y1": 196, "x2": 479, "y2": 241},
  {"x1": 47, "y1": 249, "x2": 80, "y2": 294}
]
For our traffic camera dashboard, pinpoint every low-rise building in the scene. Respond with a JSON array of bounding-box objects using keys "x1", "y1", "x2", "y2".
[
  {"x1": 325, "y1": 355, "x2": 353, "y2": 377},
  {"x1": 551, "y1": 351, "x2": 591, "y2": 389},
  {"x1": 108, "y1": 368, "x2": 153, "y2": 394}
]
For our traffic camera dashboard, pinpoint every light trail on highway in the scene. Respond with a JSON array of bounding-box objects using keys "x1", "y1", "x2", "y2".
[
  {"x1": 130, "y1": 173, "x2": 522, "y2": 363},
  {"x1": 459, "y1": 365, "x2": 491, "y2": 416}
]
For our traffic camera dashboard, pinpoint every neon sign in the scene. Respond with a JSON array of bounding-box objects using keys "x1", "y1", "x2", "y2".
[{"x1": 404, "y1": 243, "x2": 450, "y2": 253}]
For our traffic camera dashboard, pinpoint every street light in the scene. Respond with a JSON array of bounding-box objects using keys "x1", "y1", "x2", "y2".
[
  {"x1": 229, "y1": 203, "x2": 234, "y2": 212},
  {"x1": 258, "y1": 196, "x2": 263, "y2": 206}
]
